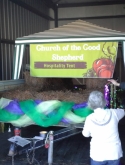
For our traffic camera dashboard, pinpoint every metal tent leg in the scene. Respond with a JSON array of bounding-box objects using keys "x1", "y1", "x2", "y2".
[
  {"x1": 48, "y1": 131, "x2": 54, "y2": 165},
  {"x1": 123, "y1": 41, "x2": 125, "y2": 70}
]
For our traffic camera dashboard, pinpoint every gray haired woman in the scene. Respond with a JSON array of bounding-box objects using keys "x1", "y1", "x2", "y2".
[{"x1": 82, "y1": 91, "x2": 125, "y2": 165}]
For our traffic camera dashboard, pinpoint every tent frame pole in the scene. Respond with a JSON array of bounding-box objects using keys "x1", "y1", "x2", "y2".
[
  {"x1": 13, "y1": 44, "x2": 25, "y2": 80},
  {"x1": 123, "y1": 41, "x2": 125, "y2": 70}
]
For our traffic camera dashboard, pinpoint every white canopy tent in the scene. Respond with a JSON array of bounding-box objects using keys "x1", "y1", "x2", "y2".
[{"x1": 13, "y1": 20, "x2": 125, "y2": 79}]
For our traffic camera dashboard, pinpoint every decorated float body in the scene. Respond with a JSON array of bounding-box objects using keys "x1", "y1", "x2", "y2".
[
  {"x1": 11, "y1": 20, "x2": 125, "y2": 127},
  {"x1": 1, "y1": 20, "x2": 125, "y2": 164}
]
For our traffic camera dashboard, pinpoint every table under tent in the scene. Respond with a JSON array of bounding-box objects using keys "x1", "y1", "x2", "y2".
[{"x1": 1, "y1": 20, "x2": 125, "y2": 165}]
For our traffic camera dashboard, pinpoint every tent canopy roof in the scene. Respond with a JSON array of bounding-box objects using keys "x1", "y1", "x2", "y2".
[{"x1": 15, "y1": 20, "x2": 125, "y2": 44}]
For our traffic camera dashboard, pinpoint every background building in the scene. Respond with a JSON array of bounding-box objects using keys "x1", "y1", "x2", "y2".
[{"x1": 0, "y1": 0, "x2": 125, "y2": 81}]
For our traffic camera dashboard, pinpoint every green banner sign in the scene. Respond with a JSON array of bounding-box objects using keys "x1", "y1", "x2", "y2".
[{"x1": 30, "y1": 42, "x2": 118, "y2": 78}]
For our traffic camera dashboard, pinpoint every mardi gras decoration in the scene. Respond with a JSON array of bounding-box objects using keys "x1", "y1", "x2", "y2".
[{"x1": 0, "y1": 98, "x2": 93, "y2": 127}]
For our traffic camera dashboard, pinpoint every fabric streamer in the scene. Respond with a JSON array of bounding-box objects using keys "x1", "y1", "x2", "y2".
[
  {"x1": 19, "y1": 100, "x2": 75, "y2": 127},
  {"x1": 0, "y1": 98, "x2": 93, "y2": 127},
  {"x1": 72, "y1": 102, "x2": 88, "y2": 110},
  {"x1": 0, "y1": 97, "x2": 12, "y2": 109},
  {"x1": 61, "y1": 118, "x2": 71, "y2": 124},
  {"x1": 10, "y1": 114, "x2": 35, "y2": 127},
  {"x1": 34, "y1": 100, "x2": 42, "y2": 105},
  {"x1": 73, "y1": 107, "x2": 93, "y2": 117},
  {"x1": 4, "y1": 100, "x2": 24, "y2": 115},
  {"x1": 64, "y1": 111, "x2": 86, "y2": 123},
  {"x1": 36, "y1": 100, "x2": 62, "y2": 115},
  {"x1": 0, "y1": 108, "x2": 21, "y2": 122}
]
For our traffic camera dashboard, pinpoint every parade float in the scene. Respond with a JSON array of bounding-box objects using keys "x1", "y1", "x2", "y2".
[
  {"x1": 0, "y1": 19, "x2": 125, "y2": 164},
  {"x1": 0, "y1": 20, "x2": 125, "y2": 126}
]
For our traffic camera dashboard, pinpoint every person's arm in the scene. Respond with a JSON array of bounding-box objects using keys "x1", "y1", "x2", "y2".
[
  {"x1": 113, "y1": 108, "x2": 125, "y2": 121},
  {"x1": 82, "y1": 118, "x2": 91, "y2": 137},
  {"x1": 107, "y1": 79, "x2": 125, "y2": 90},
  {"x1": 107, "y1": 79, "x2": 120, "y2": 87}
]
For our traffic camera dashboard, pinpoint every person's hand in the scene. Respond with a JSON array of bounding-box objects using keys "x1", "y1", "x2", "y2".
[{"x1": 107, "y1": 79, "x2": 120, "y2": 86}]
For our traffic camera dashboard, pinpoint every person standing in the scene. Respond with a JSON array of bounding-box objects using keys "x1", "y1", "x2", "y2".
[
  {"x1": 108, "y1": 79, "x2": 125, "y2": 90},
  {"x1": 82, "y1": 91, "x2": 125, "y2": 165}
]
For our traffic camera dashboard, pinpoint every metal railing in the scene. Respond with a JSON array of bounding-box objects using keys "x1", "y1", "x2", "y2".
[{"x1": 0, "y1": 79, "x2": 25, "y2": 92}]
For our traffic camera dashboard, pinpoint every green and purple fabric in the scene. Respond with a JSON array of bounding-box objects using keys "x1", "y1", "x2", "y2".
[{"x1": 0, "y1": 98, "x2": 93, "y2": 127}]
